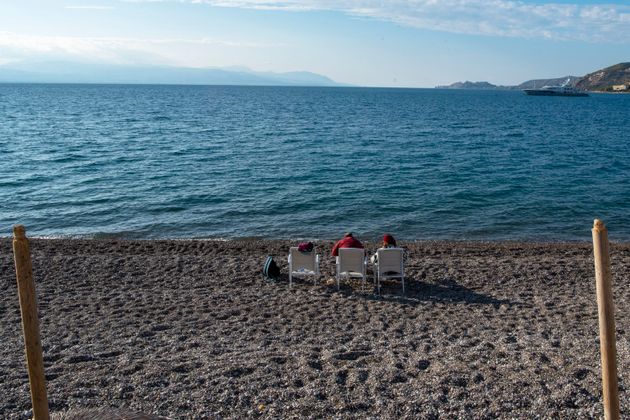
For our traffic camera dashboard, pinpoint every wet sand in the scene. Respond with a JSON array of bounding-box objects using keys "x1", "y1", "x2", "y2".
[{"x1": 1, "y1": 238, "x2": 629, "y2": 418}]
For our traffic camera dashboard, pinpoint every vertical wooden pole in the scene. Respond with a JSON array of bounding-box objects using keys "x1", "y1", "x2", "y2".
[
  {"x1": 592, "y1": 219, "x2": 620, "y2": 420},
  {"x1": 12, "y1": 225, "x2": 50, "y2": 420}
]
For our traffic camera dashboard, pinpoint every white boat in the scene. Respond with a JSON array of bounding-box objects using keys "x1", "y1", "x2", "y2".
[{"x1": 523, "y1": 79, "x2": 588, "y2": 97}]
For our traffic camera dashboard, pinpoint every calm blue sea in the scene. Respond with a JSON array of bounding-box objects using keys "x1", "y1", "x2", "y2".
[{"x1": 1, "y1": 84, "x2": 628, "y2": 242}]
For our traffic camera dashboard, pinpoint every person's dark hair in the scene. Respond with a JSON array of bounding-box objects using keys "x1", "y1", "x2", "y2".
[
  {"x1": 298, "y1": 241, "x2": 313, "y2": 252},
  {"x1": 344, "y1": 232, "x2": 353, "y2": 237},
  {"x1": 383, "y1": 234, "x2": 396, "y2": 247}
]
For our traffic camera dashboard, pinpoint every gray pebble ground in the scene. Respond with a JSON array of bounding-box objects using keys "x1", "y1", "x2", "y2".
[{"x1": 1, "y1": 238, "x2": 629, "y2": 418}]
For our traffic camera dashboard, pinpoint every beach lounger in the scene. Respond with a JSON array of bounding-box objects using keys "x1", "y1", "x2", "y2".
[
  {"x1": 288, "y1": 247, "x2": 320, "y2": 287},
  {"x1": 373, "y1": 248, "x2": 405, "y2": 295},
  {"x1": 335, "y1": 248, "x2": 367, "y2": 291}
]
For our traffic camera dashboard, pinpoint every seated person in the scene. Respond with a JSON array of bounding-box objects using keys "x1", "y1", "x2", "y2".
[
  {"x1": 370, "y1": 234, "x2": 397, "y2": 264},
  {"x1": 331, "y1": 232, "x2": 364, "y2": 257}
]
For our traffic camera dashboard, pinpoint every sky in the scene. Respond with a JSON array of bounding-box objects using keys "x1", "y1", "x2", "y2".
[{"x1": 0, "y1": 0, "x2": 628, "y2": 87}]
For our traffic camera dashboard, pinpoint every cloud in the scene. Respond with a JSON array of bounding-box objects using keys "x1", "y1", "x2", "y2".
[
  {"x1": 126, "y1": 0, "x2": 630, "y2": 42},
  {"x1": 0, "y1": 32, "x2": 285, "y2": 65},
  {"x1": 65, "y1": 6, "x2": 115, "y2": 10}
]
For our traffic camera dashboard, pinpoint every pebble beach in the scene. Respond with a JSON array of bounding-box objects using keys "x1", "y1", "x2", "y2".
[{"x1": 1, "y1": 238, "x2": 629, "y2": 418}]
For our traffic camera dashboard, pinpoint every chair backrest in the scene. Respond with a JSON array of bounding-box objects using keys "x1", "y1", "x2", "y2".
[
  {"x1": 289, "y1": 247, "x2": 316, "y2": 271},
  {"x1": 338, "y1": 248, "x2": 365, "y2": 273},
  {"x1": 376, "y1": 248, "x2": 403, "y2": 274}
]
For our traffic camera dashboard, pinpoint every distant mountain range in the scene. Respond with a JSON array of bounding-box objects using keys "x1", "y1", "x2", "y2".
[
  {"x1": 436, "y1": 77, "x2": 579, "y2": 90},
  {"x1": 436, "y1": 63, "x2": 630, "y2": 92},
  {"x1": 2, "y1": 60, "x2": 628, "y2": 90},
  {"x1": 0, "y1": 61, "x2": 344, "y2": 87},
  {"x1": 435, "y1": 81, "x2": 499, "y2": 90}
]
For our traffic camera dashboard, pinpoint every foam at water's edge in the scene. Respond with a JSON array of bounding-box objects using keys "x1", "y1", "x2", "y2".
[{"x1": 2, "y1": 233, "x2": 617, "y2": 246}]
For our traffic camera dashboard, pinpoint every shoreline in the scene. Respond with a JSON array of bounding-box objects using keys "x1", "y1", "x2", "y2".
[
  {"x1": 1, "y1": 238, "x2": 628, "y2": 418},
  {"x1": 4, "y1": 236, "x2": 630, "y2": 246}
]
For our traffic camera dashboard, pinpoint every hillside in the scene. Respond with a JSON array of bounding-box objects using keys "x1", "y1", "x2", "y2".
[
  {"x1": 436, "y1": 63, "x2": 630, "y2": 92},
  {"x1": 516, "y1": 76, "x2": 580, "y2": 90},
  {"x1": 575, "y1": 62, "x2": 630, "y2": 91}
]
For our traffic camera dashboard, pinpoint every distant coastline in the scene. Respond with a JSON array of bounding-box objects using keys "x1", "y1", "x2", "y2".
[
  {"x1": 436, "y1": 62, "x2": 630, "y2": 93},
  {"x1": 435, "y1": 77, "x2": 580, "y2": 91}
]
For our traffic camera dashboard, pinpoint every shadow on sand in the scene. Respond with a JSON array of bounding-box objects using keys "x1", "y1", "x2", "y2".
[{"x1": 316, "y1": 276, "x2": 511, "y2": 307}]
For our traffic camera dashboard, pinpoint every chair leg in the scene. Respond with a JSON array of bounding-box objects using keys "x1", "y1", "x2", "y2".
[
  {"x1": 373, "y1": 271, "x2": 377, "y2": 294},
  {"x1": 289, "y1": 272, "x2": 292, "y2": 288},
  {"x1": 402, "y1": 276, "x2": 405, "y2": 296}
]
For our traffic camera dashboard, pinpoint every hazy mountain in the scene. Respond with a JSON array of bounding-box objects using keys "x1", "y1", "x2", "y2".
[
  {"x1": 435, "y1": 81, "x2": 500, "y2": 89},
  {"x1": 0, "y1": 61, "x2": 343, "y2": 87},
  {"x1": 575, "y1": 62, "x2": 630, "y2": 91},
  {"x1": 435, "y1": 78, "x2": 579, "y2": 90}
]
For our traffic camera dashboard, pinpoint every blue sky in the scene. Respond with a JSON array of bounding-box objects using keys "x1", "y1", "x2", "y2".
[{"x1": 0, "y1": 0, "x2": 628, "y2": 87}]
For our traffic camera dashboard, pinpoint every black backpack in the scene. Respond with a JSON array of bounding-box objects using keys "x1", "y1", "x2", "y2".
[{"x1": 263, "y1": 256, "x2": 280, "y2": 280}]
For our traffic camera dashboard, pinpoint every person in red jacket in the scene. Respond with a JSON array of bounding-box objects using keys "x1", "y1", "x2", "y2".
[{"x1": 331, "y1": 232, "x2": 364, "y2": 256}]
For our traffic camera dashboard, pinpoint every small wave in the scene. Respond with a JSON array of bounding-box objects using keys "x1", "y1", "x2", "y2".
[
  {"x1": 147, "y1": 206, "x2": 187, "y2": 214},
  {"x1": 0, "y1": 180, "x2": 25, "y2": 188},
  {"x1": 46, "y1": 154, "x2": 86, "y2": 163},
  {"x1": 28, "y1": 234, "x2": 82, "y2": 240},
  {"x1": 90, "y1": 231, "x2": 145, "y2": 240}
]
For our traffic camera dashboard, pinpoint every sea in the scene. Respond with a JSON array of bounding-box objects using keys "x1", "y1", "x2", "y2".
[{"x1": 1, "y1": 84, "x2": 629, "y2": 242}]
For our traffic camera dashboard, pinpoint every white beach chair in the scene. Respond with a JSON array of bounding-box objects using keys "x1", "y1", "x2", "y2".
[
  {"x1": 373, "y1": 248, "x2": 405, "y2": 295},
  {"x1": 335, "y1": 248, "x2": 367, "y2": 291},
  {"x1": 288, "y1": 247, "x2": 320, "y2": 287}
]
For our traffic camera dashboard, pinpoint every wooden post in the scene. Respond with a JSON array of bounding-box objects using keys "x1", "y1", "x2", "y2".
[
  {"x1": 592, "y1": 219, "x2": 620, "y2": 420},
  {"x1": 12, "y1": 225, "x2": 50, "y2": 420}
]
